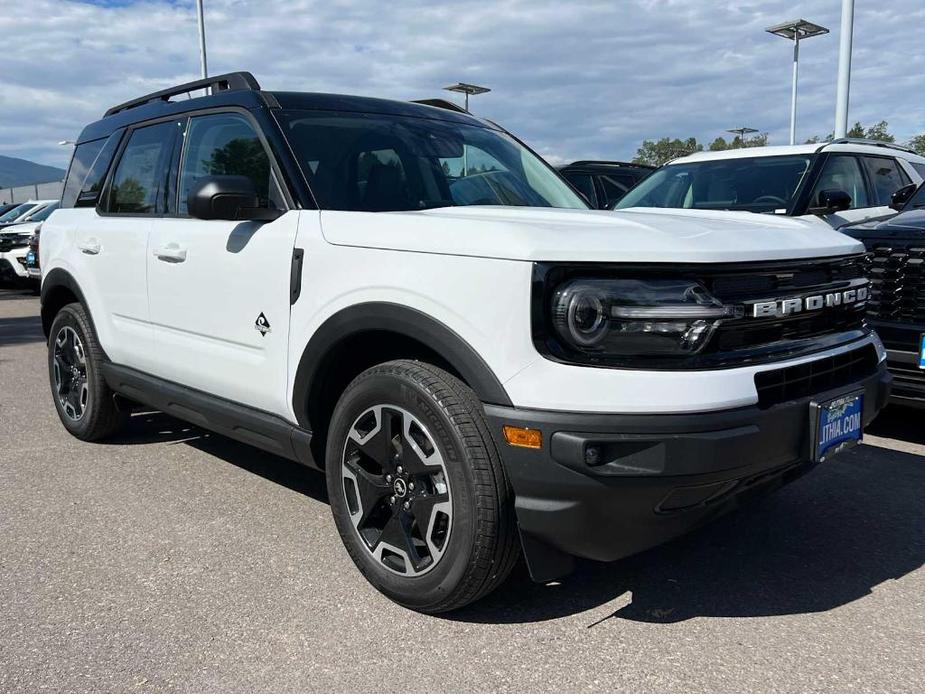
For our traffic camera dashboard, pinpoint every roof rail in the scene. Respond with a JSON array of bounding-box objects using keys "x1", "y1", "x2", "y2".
[
  {"x1": 565, "y1": 160, "x2": 655, "y2": 169},
  {"x1": 827, "y1": 138, "x2": 917, "y2": 155},
  {"x1": 104, "y1": 71, "x2": 261, "y2": 118}
]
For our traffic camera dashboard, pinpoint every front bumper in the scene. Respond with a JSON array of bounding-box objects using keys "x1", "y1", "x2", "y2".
[
  {"x1": 484, "y1": 362, "x2": 891, "y2": 582},
  {"x1": 0, "y1": 249, "x2": 29, "y2": 279},
  {"x1": 867, "y1": 321, "x2": 925, "y2": 407}
]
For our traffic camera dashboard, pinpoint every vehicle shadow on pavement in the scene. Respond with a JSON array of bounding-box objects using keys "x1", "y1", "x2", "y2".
[
  {"x1": 448, "y1": 443, "x2": 925, "y2": 625},
  {"x1": 0, "y1": 315, "x2": 45, "y2": 346},
  {"x1": 866, "y1": 405, "x2": 925, "y2": 445},
  {"x1": 113, "y1": 410, "x2": 923, "y2": 626},
  {"x1": 113, "y1": 411, "x2": 329, "y2": 503}
]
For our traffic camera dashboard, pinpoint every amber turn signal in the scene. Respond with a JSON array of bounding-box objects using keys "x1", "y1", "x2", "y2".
[{"x1": 502, "y1": 425, "x2": 543, "y2": 449}]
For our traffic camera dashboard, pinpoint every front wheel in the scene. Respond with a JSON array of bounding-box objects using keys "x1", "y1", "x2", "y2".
[
  {"x1": 47, "y1": 303, "x2": 128, "y2": 441},
  {"x1": 326, "y1": 360, "x2": 519, "y2": 613}
]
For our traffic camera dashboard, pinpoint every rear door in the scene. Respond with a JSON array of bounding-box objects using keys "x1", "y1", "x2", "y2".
[
  {"x1": 73, "y1": 121, "x2": 180, "y2": 371},
  {"x1": 145, "y1": 109, "x2": 302, "y2": 416}
]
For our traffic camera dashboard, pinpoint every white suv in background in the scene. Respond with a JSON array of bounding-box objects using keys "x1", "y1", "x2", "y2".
[
  {"x1": 39, "y1": 72, "x2": 891, "y2": 613},
  {"x1": 0, "y1": 200, "x2": 58, "y2": 284},
  {"x1": 616, "y1": 140, "x2": 925, "y2": 228}
]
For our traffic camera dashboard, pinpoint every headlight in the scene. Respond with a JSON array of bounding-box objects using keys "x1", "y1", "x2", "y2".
[{"x1": 549, "y1": 278, "x2": 742, "y2": 360}]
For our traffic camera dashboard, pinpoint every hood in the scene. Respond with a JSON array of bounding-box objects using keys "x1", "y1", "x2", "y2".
[
  {"x1": 0, "y1": 221, "x2": 39, "y2": 237},
  {"x1": 844, "y1": 209, "x2": 925, "y2": 241},
  {"x1": 319, "y1": 206, "x2": 863, "y2": 263}
]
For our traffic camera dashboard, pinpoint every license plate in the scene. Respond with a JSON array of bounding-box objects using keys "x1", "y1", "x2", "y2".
[
  {"x1": 813, "y1": 392, "x2": 864, "y2": 463},
  {"x1": 919, "y1": 333, "x2": 925, "y2": 369},
  {"x1": 25, "y1": 250, "x2": 34, "y2": 266}
]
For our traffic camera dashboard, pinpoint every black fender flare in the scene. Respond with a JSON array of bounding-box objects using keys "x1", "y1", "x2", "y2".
[
  {"x1": 291, "y1": 302, "x2": 513, "y2": 429},
  {"x1": 40, "y1": 268, "x2": 94, "y2": 339}
]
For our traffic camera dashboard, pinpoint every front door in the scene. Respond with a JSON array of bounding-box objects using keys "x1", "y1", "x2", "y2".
[{"x1": 145, "y1": 111, "x2": 300, "y2": 418}]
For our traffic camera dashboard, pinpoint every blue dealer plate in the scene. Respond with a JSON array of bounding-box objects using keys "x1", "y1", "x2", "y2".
[
  {"x1": 919, "y1": 333, "x2": 925, "y2": 369},
  {"x1": 813, "y1": 392, "x2": 863, "y2": 463},
  {"x1": 25, "y1": 250, "x2": 35, "y2": 266}
]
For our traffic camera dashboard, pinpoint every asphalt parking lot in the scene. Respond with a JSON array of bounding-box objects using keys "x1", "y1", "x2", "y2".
[{"x1": 0, "y1": 287, "x2": 923, "y2": 693}]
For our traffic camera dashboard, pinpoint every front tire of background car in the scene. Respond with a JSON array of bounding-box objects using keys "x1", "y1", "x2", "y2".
[
  {"x1": 326, "y1": 360, "x2": 519, "y2": 614},
  {"x1": 47, "y1": 303, "x2": 128, "y2": 441}
]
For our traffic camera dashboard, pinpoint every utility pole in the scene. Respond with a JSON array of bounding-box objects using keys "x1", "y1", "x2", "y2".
[
  {"x1": 834, "y1": 0, "x2": 855, "y2": 138},
  {"x1": 196, "y1": 0, "x2": 208, "y2": 79}
]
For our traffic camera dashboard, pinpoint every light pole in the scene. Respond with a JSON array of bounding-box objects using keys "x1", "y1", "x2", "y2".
[
  {"x1": 442, "y1": 83, "x2": 491, "y2": 176},
  {"x1": 834, "y1": 0, "x2": 855, "y2": 138},
  {"x1": 766, "y1": 19, "x2": 829, "y2": 145},
  {"x1": 726, "y1": 127, "x2": 759, "y2": 146},
  {"x1": 196, "y1": 0, "x2": 208, "y2": 79}
]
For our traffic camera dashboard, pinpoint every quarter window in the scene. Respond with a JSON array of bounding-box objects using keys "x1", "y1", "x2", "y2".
[
  {"x1": 809, "y1": 156, "x2": 868, "y2": 209},
  {"x1": 61, "y1": 139, "x2": 105, "y2": 208},
  {"x1": 177, "y1": 112, "x2": 280, "y2": 215},
  {"x1": 107, "y1": 122, "x2": 177, "y2": 214},
  {"x1": 861, "y1": 156, "x2": 910, "y2": 206}
]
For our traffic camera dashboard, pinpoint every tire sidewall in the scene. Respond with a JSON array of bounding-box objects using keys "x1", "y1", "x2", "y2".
[
  {"x1": 326, "y1": 370, "x2": 480, "y2": 610},
  {"x1": 47, "y1": 304, "x2": 99, "y2": 438}
]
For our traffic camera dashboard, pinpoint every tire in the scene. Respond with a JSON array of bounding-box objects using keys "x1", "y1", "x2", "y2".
[
  {"x1": 47, "y1": 303, "x2": 128, "y2": 441},
  {"x1": 326, "y1": 360, "x2": 519, "y2": 613}
]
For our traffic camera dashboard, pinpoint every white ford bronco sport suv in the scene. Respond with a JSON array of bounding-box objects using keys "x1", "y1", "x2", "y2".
[{"x1": 41, "y1": 72, "x2": 890, "y2": 613}]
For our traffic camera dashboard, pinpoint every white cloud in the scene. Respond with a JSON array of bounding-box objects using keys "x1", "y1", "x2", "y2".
[{"x1": 2, "y1": 0, "x2": 924, "y2": 169}]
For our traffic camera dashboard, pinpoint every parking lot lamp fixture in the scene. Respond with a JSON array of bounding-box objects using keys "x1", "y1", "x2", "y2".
[
  {"x1": 766, "y1": 19, "x2": 829, "y2": 146},
  {"x1": 442, "y1": 82, "x2": 491, "y2": 113},
  {"x1": 726, "y1": 127, "x2": 759, "y2": 146}
]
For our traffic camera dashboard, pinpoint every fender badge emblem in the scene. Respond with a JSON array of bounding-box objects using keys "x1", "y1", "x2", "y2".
[{"x1": 255, "y1": 312, "x2": 271, "y2": 336}]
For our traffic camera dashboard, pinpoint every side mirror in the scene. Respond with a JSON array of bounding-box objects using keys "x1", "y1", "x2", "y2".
[
  {"x1": 890, "y1": 183, "x2": 918, "y2": 211},
  {"x1": 811, "y1": 189, "x2": 852, "y2": 215},
  {"x1": 187, "y1": 175, "x2": 281, "y2": 221}
]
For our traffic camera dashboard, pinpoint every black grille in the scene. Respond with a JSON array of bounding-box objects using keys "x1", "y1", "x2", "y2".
[
  {"x1": 865, "y1": 243, "x2": 925, "y2": 323},
  {"x1": 754, "y1": 344, "x2": 879, "y2": 409},
  {"x1": 0, "y1": 235, "x2": 30, "y2": 253}
]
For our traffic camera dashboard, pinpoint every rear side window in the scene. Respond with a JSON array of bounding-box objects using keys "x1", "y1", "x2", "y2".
[
  {"x1": 61, "y1": 139, "x2": 104, "y2": 208},
  {"x1": 61, "y1": 133, "x2": 122, "y2": 208},
  {"x1": 177, "y1": 112, "x2": 280, "y2": 215},
  {"x1": 861, "y1": 156, "x2": 910, "y2": 206},
  {"x1": 106, "y1": 121, "x2": 177, "y2": 214},
  {"x1": 912, "y1": 162, "x2": 925, "y2": 179}
]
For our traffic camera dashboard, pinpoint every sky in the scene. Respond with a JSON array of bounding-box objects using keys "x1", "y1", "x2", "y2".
[{"x1": 2, "y1": 0, "x2": 924, "y2": 169}]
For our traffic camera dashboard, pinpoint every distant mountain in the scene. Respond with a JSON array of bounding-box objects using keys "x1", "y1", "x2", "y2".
[{"x1": 0, "y1": 155, "x2": 66, "y2": 188}]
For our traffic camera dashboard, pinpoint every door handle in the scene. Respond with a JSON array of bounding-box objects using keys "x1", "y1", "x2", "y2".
[
  {"x1": 77, "y1": 238, "x2": 101, "y2": 255},
  {"x1": 153, "y1": 243, "x2": 188, "y2": 263}
]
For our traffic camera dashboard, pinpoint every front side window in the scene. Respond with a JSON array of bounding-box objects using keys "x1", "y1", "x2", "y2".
[
  {"x1": 278, "y1": 110, "x2": 587, "y2": 212},
  {"x1": 616, "y1": 155, "x2": 812, "y2": 213},
  {"x1": 861, "y1": 156, "x2": 909, "y2": 206},
  {"x1": 107, "y1": 121, "x2": 177, "y2": 214},
  {"x1": 809, "y1": 155, "x2": 868, "y2": 210},
  {"x1": 178, "y1": 112, "x2": 279, "y2": 215}
]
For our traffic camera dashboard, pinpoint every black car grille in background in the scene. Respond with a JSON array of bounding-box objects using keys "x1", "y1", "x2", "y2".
[
  {"x1": 754, "y1": 343, "x2": 879, "y2": 409},
  {"x1": 865, "y1": 243, "x2": 925, "y2": 323},
  {"x1": 0, "y1": 235, "x2": 31, "y2": 253}
]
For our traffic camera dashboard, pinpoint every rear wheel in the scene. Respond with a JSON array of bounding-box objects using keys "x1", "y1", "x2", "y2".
[
  {"x1": 326, "y1": 360, "x2": 518, "y2": 613},
  {"x1": 47, "y1": 303, "x2": 128, "y2": 441}
]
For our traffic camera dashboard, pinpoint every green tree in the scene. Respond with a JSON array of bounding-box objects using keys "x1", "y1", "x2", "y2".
[
  {"x1": 632, "y1": 137, "x2": 703, "y2": 166},
  {"x1": 805, "y1": 121, "x2": 894, "y2": 145},
  {"x1": 907, "y1": 134, "x2": 925, "y2": 156}
]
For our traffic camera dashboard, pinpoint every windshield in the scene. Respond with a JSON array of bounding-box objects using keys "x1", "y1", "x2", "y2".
[
  {"x1": 27, "y1": 202, "x2": 59, "y2": 222},
  {"x1": 0, "y1": 203, "x2": 37, "y2": 223},
  {"x1": 278, "y1": 110, "x2": 587, "y2": 211},
  {"x1": 615, "y1": 154, "x2": 814, "y2": 214}
]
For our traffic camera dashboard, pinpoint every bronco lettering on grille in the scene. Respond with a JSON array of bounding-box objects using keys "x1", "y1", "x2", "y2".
[{"x1": 750, "y1": 286, "x2": 869, "y2": 319}]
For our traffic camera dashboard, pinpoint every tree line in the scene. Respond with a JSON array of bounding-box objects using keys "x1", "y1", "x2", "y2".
[{"x1": 632, "y1": 121, "x2": 925, "y2": 167}]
